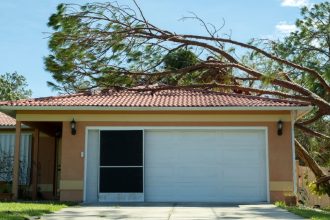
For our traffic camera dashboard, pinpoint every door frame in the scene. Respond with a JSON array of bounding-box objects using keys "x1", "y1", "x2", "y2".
[{"x1": 84, "y1": 126, "x2": 270, "y2": 202}]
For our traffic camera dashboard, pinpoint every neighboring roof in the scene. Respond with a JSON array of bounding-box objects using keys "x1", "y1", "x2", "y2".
[
  {"x1": 0, "y1": 89, "x2": 310, "y2": 109},
  {"x1": 0, "y1": 112, "x2": 16, "y2": 126}
]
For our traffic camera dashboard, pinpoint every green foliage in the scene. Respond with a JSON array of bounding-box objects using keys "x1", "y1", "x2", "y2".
[
  {"x1": 0, "y1": 72, "x2": 32, "y2": 101},
  {"x1": 45, "y1": 3, "x2": 168, "y2": 93},
  {"x1": 275, "y1": 201, "x2": 286, "y2": 208},
  {"x1": 47, "y1": 3, "x2": 238, "y2": 92},
  {"x1": 273, "y1": 2, "x2": 330, "y2": 98},
  {"x1": 307, "y1": 181, "x2": 330, "y2": 196},
  {"x1": 303, "y1": 170, "x2": 330, "y2": 196},
  {"x1": 163, "y1": 48, "x2": 198, "y2": 70},
  {"x1": 244, "y1": 2, "x2": 330, "y2": 169}
]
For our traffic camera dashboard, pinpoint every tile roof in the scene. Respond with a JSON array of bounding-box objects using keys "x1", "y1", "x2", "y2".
[
  {"x1": 0, "y1": 89, "x2": 310, "y2": 108},
  {"x1": 0, "y1": 112, "x2": 16, "y2": 126}
]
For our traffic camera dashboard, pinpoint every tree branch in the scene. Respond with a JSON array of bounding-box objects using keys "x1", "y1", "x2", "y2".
[
  {"x1": 119, "y1": 82, "x2": 312, "y2": 102},
  {"x1": 295, "y1": 123, "x2": 330, "y2": 139},
  {"x1": 298, "y1": 112, "x2": 324, "y2": 125},
  {"x1": 180, "y1": 34, "x2": 330, "y2": 93},
  {"x1": 295, "y1": 139, "x2": 326, "y2": 179}
]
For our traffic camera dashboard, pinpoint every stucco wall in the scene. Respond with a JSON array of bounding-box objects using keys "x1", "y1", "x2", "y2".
[
  {"x1": 16, "y1": 110, "x2": 294, "y2": 202},
  {"x1": 37, "y1": 134, "x2": 56, "y2": 199},
  {"x1": 56, "y1": 111, "x2": 294, "y2": 203}
]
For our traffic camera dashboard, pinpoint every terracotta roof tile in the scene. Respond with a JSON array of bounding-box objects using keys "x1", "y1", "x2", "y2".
[
  {"x1": 0, "y1": 89, "x2": 310, "y2": 108},
  {"x1": 0, "y1": 112, "x2": 16, "y2": 126}
]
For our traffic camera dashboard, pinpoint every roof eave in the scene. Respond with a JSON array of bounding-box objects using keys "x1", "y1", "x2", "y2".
[
  {"x1": 0, "y1": 105, "x2": 313, "y2": 112},
  {"x1": 0, "y1": 124, "x2": 30, "y2": 129},
  {"x1": 0, "y1": 125, "x2": 16, "y2": 129}
]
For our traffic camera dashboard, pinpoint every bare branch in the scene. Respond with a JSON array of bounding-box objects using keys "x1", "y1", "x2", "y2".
[
  {"x1": 298, "y1": 112, "x2": 324, "y2": 125},
  {"x1": 295, "y1": 123, "x2": 330, "y2": 139}
]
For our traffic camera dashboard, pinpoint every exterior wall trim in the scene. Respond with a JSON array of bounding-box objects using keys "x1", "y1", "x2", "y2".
[
  {"x1": 60, "y1": 180, "x2": 84, "y2": 190},
  {"x1": 83, "y1": 129, "x2": 88, "y2": 202},
  {"x1": 19, "y1": 113, "x2": 292, "y2": 122},
  {"x1": 270, "y1": 181, "x2": 294, "y2": 191},
  {"x1": 83, "y1": 126, "x2": 270, "y2": 203}
]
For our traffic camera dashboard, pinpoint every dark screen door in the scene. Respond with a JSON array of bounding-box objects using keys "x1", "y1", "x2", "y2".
[{"x1": 99, "y1": 130, "x2": 143, "y2": 193}]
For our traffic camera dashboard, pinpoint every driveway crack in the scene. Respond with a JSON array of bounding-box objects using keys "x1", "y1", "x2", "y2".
[
  {"x1": 211, "y1": 206, "x2": 220, "y2": 219},
  {"x1": 167, "y1": 203, "x2": 176, "y2": 220}
]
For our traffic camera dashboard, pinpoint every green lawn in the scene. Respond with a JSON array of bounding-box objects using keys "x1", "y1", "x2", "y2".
[
  {"x1": 322, "y1": 207, "x2": 330, "y2": 212},
  {"x1": 275, "y1": 201, "x2": 330, "y2": 220},
  {"x1": 0, "y1": 201, "x2": 76, "y2": 220}
]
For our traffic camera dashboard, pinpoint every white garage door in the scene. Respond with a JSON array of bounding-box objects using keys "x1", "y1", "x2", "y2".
[{"x1": 144, "y1": 129, "x2": 268, "y2": 202}]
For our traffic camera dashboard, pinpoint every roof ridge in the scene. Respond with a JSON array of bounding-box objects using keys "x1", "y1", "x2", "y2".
[{"x1": 18, "y1": 92, "x2": 87, "y2": 102}]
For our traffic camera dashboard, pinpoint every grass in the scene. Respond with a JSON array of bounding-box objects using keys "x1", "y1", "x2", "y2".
[
  {"x1": 0, "y1": 201, "x2": 77, "y2": 220},
  {"x1": 275, "y1": 201, "x2": 330, "y2": 220},
  {"x1": 322, "y1": 207, "x2": 330, "y2": 212}
]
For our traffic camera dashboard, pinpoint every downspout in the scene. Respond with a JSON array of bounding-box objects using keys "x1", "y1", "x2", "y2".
[{"x1": 291, "y1": 110, "x2": 297, "y2": 194}]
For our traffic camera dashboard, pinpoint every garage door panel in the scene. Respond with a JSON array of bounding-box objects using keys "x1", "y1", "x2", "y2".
[
  {"x1": 221, "y1": 130, "x2": 263, "y2": 139},
  {"x1": 144, "y1": 129, "x2": 267, "y2": 202},
  {"x1": 172, "y1": 166, "x2": 218, "y2": 178},
  {"x1": 146, "y1": 168, "x2": 218, "y2": 183},
  {"x1": 221, "y1": 149, "x2": 261, "y2": 164},
  {"x1": 223, "y1": 168, "x2": 261, "y2": 182}
]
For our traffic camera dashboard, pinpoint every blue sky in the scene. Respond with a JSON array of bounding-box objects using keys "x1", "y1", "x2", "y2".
[{"x1": 0, "y1": 0, "x2": 322, "y2": 97}]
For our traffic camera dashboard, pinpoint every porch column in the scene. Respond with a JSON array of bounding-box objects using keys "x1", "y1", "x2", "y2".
[
  {"x1": 31, "y1": 128, "x2": 39, "y2": 200},
  {"x1": 12, "y1": 121, "x2": 21, "y2": 200}
]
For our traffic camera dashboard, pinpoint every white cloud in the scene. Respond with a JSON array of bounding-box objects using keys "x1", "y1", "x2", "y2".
[
  {"x1": 281, "y1": 0, "x2": 309, "y2": 7},
  {"x1": 259, "y1": 22, "x2": 297, "y2": 40},
  {"x1": 275, "y1": 21, "x2": 297, "y2": 35}
]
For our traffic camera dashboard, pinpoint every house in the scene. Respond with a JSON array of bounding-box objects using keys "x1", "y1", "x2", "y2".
[
  {"x1": 0, "y1": 88, "x2": 311, "y2": 203},
  {"x1": 0, "y1": 112, "x2": 57, "y2": 199}
]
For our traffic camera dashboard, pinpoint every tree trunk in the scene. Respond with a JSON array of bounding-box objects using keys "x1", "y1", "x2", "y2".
[{"x1": 295, "y1": 139, "x2": 330, "y2": 196}]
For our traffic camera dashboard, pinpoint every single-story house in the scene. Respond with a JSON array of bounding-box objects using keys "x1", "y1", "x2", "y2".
[
  {"x1": 0, "y1": 88, "x2": 311, "y2": 203},
  {"x1": 0, "y1": 112, "x2": 57, "y2": 199}
]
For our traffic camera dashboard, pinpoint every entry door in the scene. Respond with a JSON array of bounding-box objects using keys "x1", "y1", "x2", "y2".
[{"x1": 99, "y1": 130, "x2": 144, "y2": 202}]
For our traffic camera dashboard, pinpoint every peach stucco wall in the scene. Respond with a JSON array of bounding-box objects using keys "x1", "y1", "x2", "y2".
[
  {"x1": 59, "y1": 115, "x2": 294, "y2": 203},
  {"x1": 37, "y1": 135, "x2": 56, "y2": 199}
]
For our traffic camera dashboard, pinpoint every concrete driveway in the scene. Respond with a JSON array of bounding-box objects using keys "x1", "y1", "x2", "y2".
[{"x1": 41, "y1": 203, "x2": 304, "y2": 220}]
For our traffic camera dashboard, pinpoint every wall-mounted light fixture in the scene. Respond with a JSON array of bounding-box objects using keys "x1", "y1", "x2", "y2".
[
  {"x1": 277, "y1": 120, "x2": 283, "y2": 136},
  {"x1": 71, "y1": 118, "x2": 77, "y2": 135}
]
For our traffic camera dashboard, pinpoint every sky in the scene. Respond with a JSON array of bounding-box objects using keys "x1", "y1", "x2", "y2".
[{"x1": 0, "y1": 0, "x2": 323, "y2": 98}]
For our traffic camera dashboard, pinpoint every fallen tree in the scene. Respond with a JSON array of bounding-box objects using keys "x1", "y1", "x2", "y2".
[{"x1": 46, "y1": 1, "x2": 330, "y2": 195}]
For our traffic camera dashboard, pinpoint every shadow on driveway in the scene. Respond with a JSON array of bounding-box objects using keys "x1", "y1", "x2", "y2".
[{"x1": 41, "y1": 203, "x2": 304, "y2": 219}]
